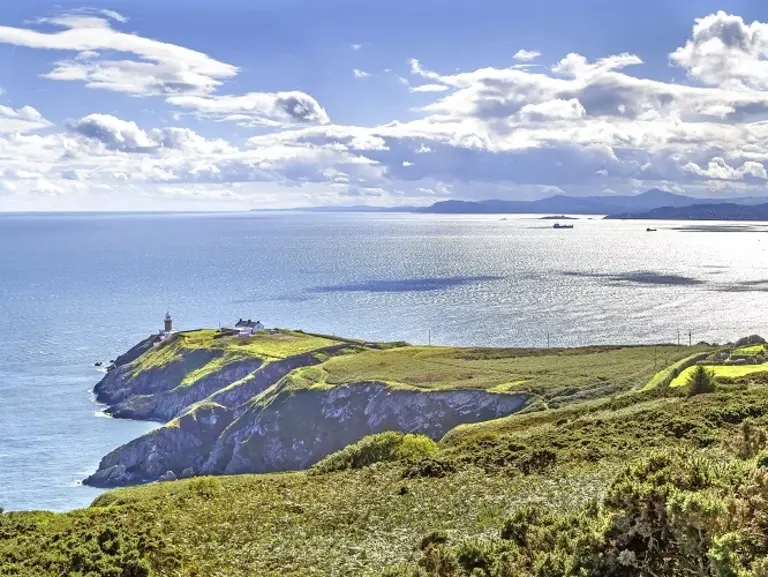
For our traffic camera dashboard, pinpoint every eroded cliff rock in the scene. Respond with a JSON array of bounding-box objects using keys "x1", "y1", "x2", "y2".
[{"x1": 86, "y1": 335, "x2": 529, "y2": 488}]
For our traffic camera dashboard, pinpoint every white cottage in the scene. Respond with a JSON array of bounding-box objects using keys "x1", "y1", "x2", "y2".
[{"x1": 234, "y1": 318, "x2": 264, "y2": 336}]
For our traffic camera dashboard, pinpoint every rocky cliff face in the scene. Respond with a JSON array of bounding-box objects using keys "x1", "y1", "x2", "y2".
[
  {"x1": 202, "y1": 383, "x2": 526, "y2": 476},
  {"x1": 86, "y1": 338, "x2": 529, "y2": 488}
]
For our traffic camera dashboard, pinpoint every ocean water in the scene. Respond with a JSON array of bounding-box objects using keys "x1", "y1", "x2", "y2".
[{"x1": 1, "y1": 211, "x2": 768, "y2": 512}]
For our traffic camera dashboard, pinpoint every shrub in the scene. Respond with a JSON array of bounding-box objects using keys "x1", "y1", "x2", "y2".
[
  {"x1": 187, "y1": 476, "x2": 222, "y2": 497},
  {"x1": 687, "y1": 365, "x2": 716, "y2": 396},
  {"x1": 732, "y1": 420, "x2": 768, "y2": 459},
  {"x1": 396, "y1": 434, "x2": 438, "y2": 461},
  {"x1": 312, "y1": 432, "x2": 437, "y2": 474}
]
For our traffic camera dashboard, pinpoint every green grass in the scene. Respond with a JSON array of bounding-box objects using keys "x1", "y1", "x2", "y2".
[
  {"x1": 7, "y1": 385, "x2": 768, "y2": 576},
  {"x1": 671, "y1": 363, "x2": 768, "y2": 387},
  {"x1": 732, "y1": 344, "x2": 765, "y2": 356},
  {"x1": 641, "y1": 348, "x2": 713, "y2": 390},
  {"x1": 10, "y1": 335, "x2": 768, "y2": 577},
  {"x1": 284, "y1": 344, "x2": 708, "y2": 406},
  {"x1": 130, "y1": 329, "x2": 339, "y2": 385}
]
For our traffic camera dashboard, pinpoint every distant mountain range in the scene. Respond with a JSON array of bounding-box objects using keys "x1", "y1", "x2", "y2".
[
  {"x1": 297, "y1": 189, "x2": 768, "y2": 220},
  {"x1": 418, "y1": 189, "x2": 767, "y2": 215},
  {"x1": 605, "y1": 202, "x2": 768, "y2": 221}
]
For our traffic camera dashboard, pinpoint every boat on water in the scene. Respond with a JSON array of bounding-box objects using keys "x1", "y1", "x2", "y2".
[
  {"x1": 553, "y1": 223, "x2": 574, "y2": 229},
  {"x1": 646, "y1": 227, "x2": 657, "y2": 232}
]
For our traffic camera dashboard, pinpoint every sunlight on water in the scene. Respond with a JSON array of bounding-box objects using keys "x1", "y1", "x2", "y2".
[{"x1": 0, "y1": 212, "x2": 767, "y2": 511}]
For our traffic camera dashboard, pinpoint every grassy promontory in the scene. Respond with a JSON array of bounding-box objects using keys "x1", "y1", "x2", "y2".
[{"x1": 9, "y1": 335, "x2": 768, "y2": 576}]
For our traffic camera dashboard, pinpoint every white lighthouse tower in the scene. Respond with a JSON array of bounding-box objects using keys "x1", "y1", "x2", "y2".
[{"x1": 159, "y1": 312, "x2": 174, "y2": 340}]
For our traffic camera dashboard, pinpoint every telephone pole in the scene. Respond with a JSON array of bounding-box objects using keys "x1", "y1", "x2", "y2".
[
  {"x1": 688, "y1": 330, "x2": 692, "y2": 347},
  {"x1": 677, "y1": 329, "x2": 681, "y2": 346},
  {"x1": 428, "y1": 329, "x2": 431, "y2": 346}
]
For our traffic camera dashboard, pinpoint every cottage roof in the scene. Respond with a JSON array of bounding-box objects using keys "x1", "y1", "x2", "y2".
[{"x1": 235, "y1": 319, "x2": 262, "y2": 328}]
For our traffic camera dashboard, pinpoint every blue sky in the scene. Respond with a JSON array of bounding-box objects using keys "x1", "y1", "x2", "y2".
[{"x1": 2, "y1": 1, "x2": 768, "y2": 210}]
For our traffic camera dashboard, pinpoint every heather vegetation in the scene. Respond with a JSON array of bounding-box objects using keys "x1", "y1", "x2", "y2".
[{"x1": 6, "y1": 339, "x2": 768, "y2": 576}]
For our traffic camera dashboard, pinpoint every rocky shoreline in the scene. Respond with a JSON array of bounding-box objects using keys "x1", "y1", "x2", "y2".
[{"x1": 85, "y1": 330, "x2": 528, "y2": 488}]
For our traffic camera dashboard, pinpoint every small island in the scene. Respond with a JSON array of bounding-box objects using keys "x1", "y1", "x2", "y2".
[{"x1": 539, "y1": 215, "x2": 578, "y2": 220}]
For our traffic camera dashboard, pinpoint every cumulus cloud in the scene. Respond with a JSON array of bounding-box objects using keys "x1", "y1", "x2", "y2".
[
  {"x1": 10, "y1": 10, "x2": 768, "y2": 210},
  {"x1": 514, "y1": 49, "x2": 541, "y2": 61},
  {"x1": 671, "y1": 11, "x2": 768, "y2": 90},
  {"x1": 70, "y1": 114, "x2": 157, "y2": 151},
  {"x1": 683, "y1": 157, "x2": 768, "y2": 181},
  {"x1": 353, "y1": 69, "x2": 371, "y2": 78}
]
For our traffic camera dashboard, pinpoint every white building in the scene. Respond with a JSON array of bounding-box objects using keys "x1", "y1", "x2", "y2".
[
  {"x1": 234, "y1": 318, "x2": 264, "y2": 336},
  {"x1": 156, "y1": 312, "x2": 175, "y2": 343}
]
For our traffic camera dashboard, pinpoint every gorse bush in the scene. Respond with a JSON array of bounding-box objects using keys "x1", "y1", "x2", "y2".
[
  {"x1": 0, "y1": 511, "x2": 180, "y2": 577},
  {"x1": 392, "y1": 448, "x2": 768, "y2": 577},
  {"x1": 312, "y1": 432, "x2": 437, "y2": 473},
  {"x1": 730, "y1": 419, "x2": 768, "y2": 459}
]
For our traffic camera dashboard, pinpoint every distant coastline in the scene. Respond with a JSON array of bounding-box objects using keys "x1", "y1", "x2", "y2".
[
  {"x1": 294, "y1": 189, "x2": 768, "y2": 220},
  {"x1": 605, "y1": 203, "x2": 768, "y2": 221}
]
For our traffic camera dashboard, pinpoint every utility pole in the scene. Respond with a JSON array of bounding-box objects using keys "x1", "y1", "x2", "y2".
[
  {"x1": 677, "y1": 329, "x2": 681, "y2": 347},
  {"x1": 547, "y1": 333, "x2": 550, "y2": 348},
  {"x1": 688, "y1": 330, "x2": 692, "y2": 347},
  {"x1": 428, "y1": 329, "x2": 431, "y2": 346}
]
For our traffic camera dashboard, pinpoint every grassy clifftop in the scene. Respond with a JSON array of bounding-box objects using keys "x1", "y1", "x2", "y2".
[
  {"x1": 130, "y1": 329, "x2": 341, "y2": 383},
  {"x1": 282, "y1": 344, "x2": 703, "y2": 404},
  {"x1": 17, "y1": 336, "x2": 768, "y2": 576}
]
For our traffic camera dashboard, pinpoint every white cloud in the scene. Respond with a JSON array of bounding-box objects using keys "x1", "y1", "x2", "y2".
[
  {"x1": 0, "y1": 105, "x2": 51, "y2": 133},
  {"x1": 410, "y1": 84, "x2": 449, "y2": 93},
  {"x1": 671, "y1": 11, "x2": 768, "y2": 90},
  {"x1": 683, "y1": 157, "x2": 768, "y2": 180},
  {"x1": 166, "y1": 91, "x2": 330, "y2": 126},
  {"x1": 351, "y1": 43, "x2": 363, "y2": 51},
  {"x1": 0, "y1": 12, "x2": 238, "y2": 96},
  {"x1": 10, "y1": 10, "x2": 768, "y2": 210},
  {"x1": 518, "y1": 98, "x2": 586, "y2": 121},
  {"x1": 353, "y1": 69, "x2": 371, "y2": 78},
  {"x1": 514, "y1": 49, "x2": 541, "y2": 62}
]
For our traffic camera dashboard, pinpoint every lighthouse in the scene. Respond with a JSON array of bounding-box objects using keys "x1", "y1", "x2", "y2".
[{"x1": 164, "y1": 312, "x2": 173, "y2": 333}]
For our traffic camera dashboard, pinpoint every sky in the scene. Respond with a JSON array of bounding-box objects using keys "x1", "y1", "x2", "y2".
[{"x1": 3, "y1": 1, "x2": 768, "y2": 210}]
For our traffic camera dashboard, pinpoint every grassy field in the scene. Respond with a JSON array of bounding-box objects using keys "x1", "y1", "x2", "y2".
[
  {"x1": 285, "y1": 344, "x2": 709, "y2": 405},
  {"x1": 671, "y1": 363, "x2": 768, "y2": 387},
  {"x1": 5, "y1": 384, "x2": 768, "y2": 576},
  {"x1": 641, "y1": 348, "x2": 713, "y2": 390},
  {"x1": 732, "y1": 344, "x2": 766, "y2": 356}
]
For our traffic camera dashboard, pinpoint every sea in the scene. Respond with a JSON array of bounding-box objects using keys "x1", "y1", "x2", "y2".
[{"x1": 1, "y1": 211, "x2": 768, "y2": 512}]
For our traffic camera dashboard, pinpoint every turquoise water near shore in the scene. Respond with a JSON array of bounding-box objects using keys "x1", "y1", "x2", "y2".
[{"x1": 1, "y1": 211, "x2": 767, "y2": 511}]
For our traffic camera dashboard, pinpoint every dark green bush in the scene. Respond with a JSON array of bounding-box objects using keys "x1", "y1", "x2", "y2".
[{"x1": 687, "y1": 365, "x2": 716, "y2": 395}]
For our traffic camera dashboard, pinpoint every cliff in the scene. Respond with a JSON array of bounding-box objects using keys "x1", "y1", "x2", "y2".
[
  {"x1": 85, "y1": 331, "x2": 698, "y2": 488},
  {"x1": 85, "y1": 329, "x2": 533, "y2": 486}
]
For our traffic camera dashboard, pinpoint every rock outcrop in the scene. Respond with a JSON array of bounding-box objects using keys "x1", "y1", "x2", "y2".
[
  {"x1": 202, "y1": 382, "x2": 526, "y2": 476},
  {"x1": 86, "y1": 335, "x2": 529, "y2": 488}
]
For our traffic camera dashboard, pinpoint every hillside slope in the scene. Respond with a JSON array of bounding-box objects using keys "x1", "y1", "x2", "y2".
[
  {"x1": 86, "y1": 332, "x2": 698, "y2": 487},
  {"x1": 7, "y1": 373, "x2": 768, "y2": 576}
]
